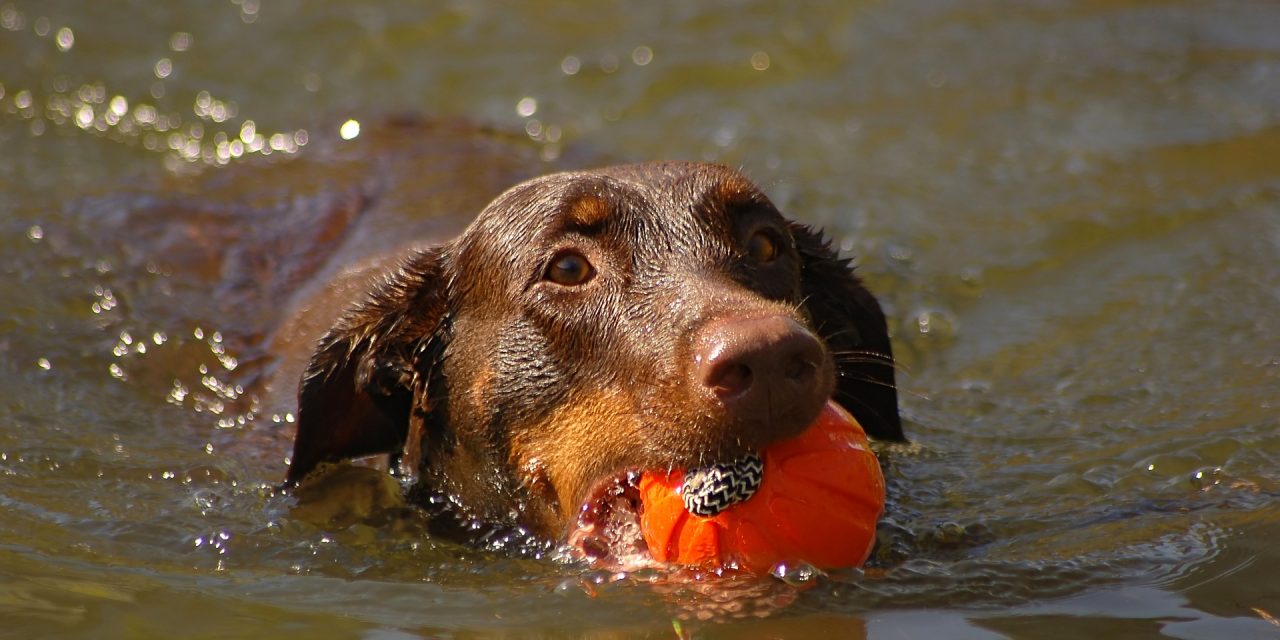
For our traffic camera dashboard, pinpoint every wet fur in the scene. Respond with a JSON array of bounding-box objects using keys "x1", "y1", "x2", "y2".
[{"x1": 286, "y1": 162, "x2": 904, "y2": 540}]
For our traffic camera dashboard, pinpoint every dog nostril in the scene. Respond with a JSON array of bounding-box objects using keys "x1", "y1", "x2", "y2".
[{"x1": 707, "y1": 362, "x2": 753, "y2": 398}]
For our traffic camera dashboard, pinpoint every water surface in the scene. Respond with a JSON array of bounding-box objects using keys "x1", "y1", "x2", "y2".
[{"x1": 2, "y1": 1, "x2": 1279, "y2": 637}]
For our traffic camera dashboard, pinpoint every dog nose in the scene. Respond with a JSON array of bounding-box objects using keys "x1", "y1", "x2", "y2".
[{"x1": 694, "y1": 314, "x2": 826, "y2": 419}]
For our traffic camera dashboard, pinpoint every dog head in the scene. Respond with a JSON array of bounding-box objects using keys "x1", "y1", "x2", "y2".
[{"x1": 286, "y1": 162, "x2": 903, "y2": 545}]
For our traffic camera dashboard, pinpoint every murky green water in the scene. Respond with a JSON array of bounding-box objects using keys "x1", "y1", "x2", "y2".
[{"x1": 2, "y1": 1, "x2": 1279, "y2": 637}]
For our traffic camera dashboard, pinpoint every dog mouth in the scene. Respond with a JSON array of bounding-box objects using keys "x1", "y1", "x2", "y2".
[
  {"x1": 563, "y1": 454, "x2": 767, "y2": 571},
  {"x1": 564, "y1": 469, "x2": 655, "y2": 570}
]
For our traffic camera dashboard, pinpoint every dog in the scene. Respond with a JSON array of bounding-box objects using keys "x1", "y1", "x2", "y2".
[{"x1": 283, "y1": 161, "x2": 903, "y2": 564}]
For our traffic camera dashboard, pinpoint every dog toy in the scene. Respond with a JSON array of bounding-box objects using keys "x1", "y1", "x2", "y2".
[{"x1": 639, "y1": 400, "x2": 885, "y2": 574}]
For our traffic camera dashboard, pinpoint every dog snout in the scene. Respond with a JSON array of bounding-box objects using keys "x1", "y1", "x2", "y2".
[{"x1": 693, "y1": 314, "x2": 831, "y2": 428}]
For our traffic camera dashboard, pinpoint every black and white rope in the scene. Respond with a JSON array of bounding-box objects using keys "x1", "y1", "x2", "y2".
[{"x1": 681, "y1": 452, "x2": 764, "y2": 516}]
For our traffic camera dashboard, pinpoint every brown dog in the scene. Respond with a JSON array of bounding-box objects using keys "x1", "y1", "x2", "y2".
[{"x1": 284, "y1": 162, "x2": 903, "y2": 562}]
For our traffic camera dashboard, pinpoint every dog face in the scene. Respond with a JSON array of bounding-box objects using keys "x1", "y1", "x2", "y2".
[{"x1": 286, "y1": 162, "x2": 902, "y2": 547}]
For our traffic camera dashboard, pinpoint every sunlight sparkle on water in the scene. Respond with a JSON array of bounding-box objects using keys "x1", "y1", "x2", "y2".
[
  {"x1": 170, "y1": 32, "x2": 192, "y2": 52},
  {"x1": 516, "y1": 97, "x2": 537, "y2": 117},
  {"x1": 339, "y1": 119, "x2": 360, "y2": 140},
  {"x1": 751, "y1": 51, "x2": 771, "y2": 71},
  {"x1": 632, "y1": 46, "x2": 653, "y2": 66},
  {"x1": 55, "y1": 27, "x2": 73, "y2": 51}
]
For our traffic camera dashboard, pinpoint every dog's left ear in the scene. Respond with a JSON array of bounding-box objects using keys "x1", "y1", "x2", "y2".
[
  {"x1": 791, "y1": 223, "x2": 906, "y2": 442},
  {"x1": 285, "y1": 247, "x2": 451, "y2": 485}
]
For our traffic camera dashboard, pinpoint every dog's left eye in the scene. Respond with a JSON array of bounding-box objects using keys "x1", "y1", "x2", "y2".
[
  {"x1": 545, "y1": 250, "x2": 595, "y2": 286},
  {"x1": 746, "y1": 229, "x2": 781, "y2": 263}
]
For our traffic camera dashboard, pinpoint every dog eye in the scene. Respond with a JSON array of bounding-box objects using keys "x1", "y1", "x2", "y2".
[
  {"x1": 545, "y1": 250, "x2": 595, "y2": 286},
  {"x1": 746, "y1": 229, "x2": 781, "y2": 263}
]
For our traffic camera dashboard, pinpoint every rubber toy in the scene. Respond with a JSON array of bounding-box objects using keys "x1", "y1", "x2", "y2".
[{"x1": 639, "y1": 400, "x2": 885, "y2": 574}]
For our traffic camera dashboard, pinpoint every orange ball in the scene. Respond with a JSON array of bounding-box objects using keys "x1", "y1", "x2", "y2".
[{"x1": 639, "y1": 401, "x2": 885, "y2": 574}]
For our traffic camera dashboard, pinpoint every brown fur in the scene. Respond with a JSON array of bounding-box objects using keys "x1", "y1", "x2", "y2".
[{"x1": 285, "y1": 162, "x2": 904, "y2": 542}]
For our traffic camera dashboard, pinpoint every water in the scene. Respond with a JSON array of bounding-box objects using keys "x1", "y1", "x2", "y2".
[{"x1": 2, "y1": 1, "x2": 1279, "y2": 637}]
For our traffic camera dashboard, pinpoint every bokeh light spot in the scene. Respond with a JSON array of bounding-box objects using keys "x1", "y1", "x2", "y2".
[
  {"x1": 632, "y1": 46, "x2": 653, "y2": 66},
  {"x1": 339, "y1": 119, "x2": 360, "y2": 140},
  {"x1": 516, "y1": 97, "x2": 537, "y2": 117},
  {"x1": 55, "y1": 26, "x2": 73, "y2": 51},
  {"x1": 751, "y1": 51, "x2": 771, "y2": 71}
]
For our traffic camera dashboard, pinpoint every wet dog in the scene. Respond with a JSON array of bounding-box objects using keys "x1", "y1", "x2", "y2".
[{"x1": 284, "y1": 162, "x2": 903, "y2": 562}]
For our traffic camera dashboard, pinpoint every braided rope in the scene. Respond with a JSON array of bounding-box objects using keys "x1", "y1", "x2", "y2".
[{"x1": 681, "y1": 452, "x2": 764, "y2": 516}]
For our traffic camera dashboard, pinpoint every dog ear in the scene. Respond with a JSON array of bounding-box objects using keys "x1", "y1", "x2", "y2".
[
  {"x1": 791, "y1": 223, "x2": 906, "y2": 442},
  {"x1": 285, "y1": 247, "x2": 451, "y2": 485}
]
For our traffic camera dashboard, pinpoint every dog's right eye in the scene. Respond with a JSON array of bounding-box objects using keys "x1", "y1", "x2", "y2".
[{"x1": 544, "y1": 250, "x2": 595, "y2": 286}]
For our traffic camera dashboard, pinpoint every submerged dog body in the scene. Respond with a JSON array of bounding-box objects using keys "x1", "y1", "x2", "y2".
[{"x1": 286, "y1": 162, "x2": 903, "y2": 550}]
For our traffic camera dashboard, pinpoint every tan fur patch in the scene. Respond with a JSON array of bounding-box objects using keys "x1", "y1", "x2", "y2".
[
  {"x1": 565, "y1": 194, "x2": 611, "y2": 229},
  {"x1": 508, "y1": 389, "x2": 644, "y2": 531}
]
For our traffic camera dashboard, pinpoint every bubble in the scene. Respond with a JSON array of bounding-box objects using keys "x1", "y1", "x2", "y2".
[
  {"x1": 154, "y1": 58, "x2": 172, "y2": 79},
  {"x1": 770, "y1": 561, "x2": 823, "y2": 586},
  {"x1": 560, "y1": 56, "x2": 581, "y2": 75},
  {"x1": 914, "y1": 308, "x2": 957, "y2": 339},
  {"x1": 26, "y1": 225, "x2": 42, "y2": 241}
]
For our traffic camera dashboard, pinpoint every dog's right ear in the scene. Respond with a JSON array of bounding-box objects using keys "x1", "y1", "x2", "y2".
[{"x1": 285, "y1": 247, "x2": 451, "y2": 486}]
